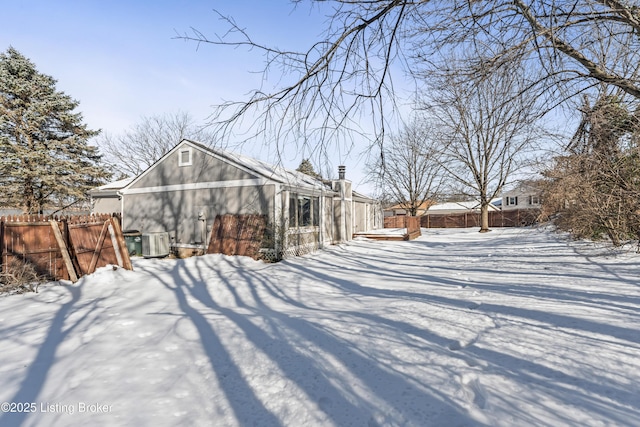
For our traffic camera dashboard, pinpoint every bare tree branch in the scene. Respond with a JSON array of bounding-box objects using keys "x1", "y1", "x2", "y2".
[
  {"x1": 95, "y1": 111, "x2": 216, "y2": 177},
  {"x1": 177, "y1": 1, "x2": 640, "y2": 160},
  {"x1": 368, "y1": 116, "x2": 444, "y2": 215}
]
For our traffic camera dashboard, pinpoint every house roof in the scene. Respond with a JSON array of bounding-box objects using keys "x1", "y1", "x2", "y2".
[
  {"x1": 117, "y1": 139, "x2": 332, "y2": 194},
  {"x1": 353, "y1": 190, "x2": 378, "y2": 203},
  {"x1": 113, "y1": 139, "x2": 382, "y2": 201},
  {"x1": 89, "y1": 177, "x2": 134, "y2": 196},
  {"x1": 502, "y1": 180, "x2": 543, "y2": 194},
  {"x1": 187, "y1": 140, "x2": 329, "y2": 191},
  {"x1": 385, "y1": 201, "x2": 434, "y2": 211}
]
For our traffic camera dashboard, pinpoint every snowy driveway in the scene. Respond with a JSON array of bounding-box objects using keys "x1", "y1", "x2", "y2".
[{"x1": 0, "y1": 228, "x2": 639, "y2": 426}]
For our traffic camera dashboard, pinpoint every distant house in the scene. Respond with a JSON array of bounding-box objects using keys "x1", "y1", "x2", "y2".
[
  {"x1": 91, "y1": 139, "x2": 381, "y2": 257},
  {"x1": 383, "y1": 201, "x2": 434, "y2": 217},
  {"x1": 501, "y1": 182, "x2": 542, "y2": 211},
  {"x1": 426, "y1": 199, "x2": 501, "y2": 215}
]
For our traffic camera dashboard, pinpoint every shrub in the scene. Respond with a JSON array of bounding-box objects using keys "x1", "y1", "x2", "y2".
[{"x1": 0, "y1": 258, "x2": 43, "y2": 294}]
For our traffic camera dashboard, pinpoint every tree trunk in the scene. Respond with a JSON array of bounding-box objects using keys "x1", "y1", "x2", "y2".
[{"x1": 479, "y1": 203, "x2": 491, "y2": 233}]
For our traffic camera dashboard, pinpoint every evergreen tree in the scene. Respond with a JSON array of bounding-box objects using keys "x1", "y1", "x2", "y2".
[
  {"x1": 295, "y1": 159, "x2": 321, "y2": 179},
  {"x1": 0, "y1": 47, "x2": 110, "y2": 214}
]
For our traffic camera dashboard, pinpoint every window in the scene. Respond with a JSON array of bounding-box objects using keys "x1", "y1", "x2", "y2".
[
  {"x1": 289, "y1": 193, "x2": 320, "y2": 228},
  {"x1": 312, "y1": 197, "x2": 320, "y2": 226},
  {"x1": 506, "y1": 196, "x2": 518, "y2": 206},
  {"x1": 529, "y1": 195, "x2": 540, "y2": 205},
  {"x1": 289, "y1": 194, "x2": 297, "y2": 225},
  {"x1": 299, "y1": 197, "x2": 311, "y2": 226},
  {"x1": 178, "y1": 147, "x2": 192, "y2": 167}
]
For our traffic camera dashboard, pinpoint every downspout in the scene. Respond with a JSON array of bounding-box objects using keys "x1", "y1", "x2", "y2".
[{"x1": 116, "y1": 190, "x2": 124, "y2": 228}]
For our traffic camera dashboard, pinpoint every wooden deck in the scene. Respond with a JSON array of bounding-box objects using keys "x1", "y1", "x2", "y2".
[{"x1": 354, "y1": 227, "x2": 421, "y2": 241}]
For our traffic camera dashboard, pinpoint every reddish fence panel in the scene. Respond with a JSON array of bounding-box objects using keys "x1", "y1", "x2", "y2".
[
  {"x1": 488, "y1": 209, "x2": 540, "y2": 227},
  {"x1": 67, "y1": 218, "x2": 120, "y2": 276},
  {"x1": 384, "y1": 216, "x2": 407, "y2": 229},
  {"x1": 221, "y1": 215, "x2": 240, "y2": 256},
  {"x1": 1, "y1": 218, "x2": 69, "y2": 280},
  {"x1": 207, "y1": 215, "x2": 224, "y2": 254},
  {"x1": 421, "y1": 213, "x2": 479, "y2": 228},
  {"x1": 236, "y1": 215, "x2": 268, "y2": 259},
  {"x1": 382, "y1": 216, "x2": 422, "y2": 240},
  {"x1": 207, "y1": 214, "x2": 267, "y2": 259},
  {"x1": 405, "y1": 216, "x2": 421, "y2": 240},
  {"x1": 420, "y1": 209, "x2": 541, "y2": 229},
  {"x1": 0, "y1": 214, "x2": 131, "y2": 282}
]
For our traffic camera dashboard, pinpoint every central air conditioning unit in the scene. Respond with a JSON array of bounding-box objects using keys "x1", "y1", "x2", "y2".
[{"x1": 142, "y1": 232, "x2": 170, "y2": 258}]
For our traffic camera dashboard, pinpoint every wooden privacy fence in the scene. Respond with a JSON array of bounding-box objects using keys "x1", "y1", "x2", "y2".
[
  {"x1": 382, "y1": 216, "x2": 422, "y2": 240},
  {"x1": 0, "y1": 214, "x2": 132, "y2": 282},
  {"x1": 420, "y1": 209, "x2": 541, "y2": 229},
  {"x1": 207, "y1": 214, "x2": 267, "y2": 259}
]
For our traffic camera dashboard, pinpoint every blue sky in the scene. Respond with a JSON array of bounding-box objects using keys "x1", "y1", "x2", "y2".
[{"x1": 1, "y1": 1, "x2": 380, "y2": 192}]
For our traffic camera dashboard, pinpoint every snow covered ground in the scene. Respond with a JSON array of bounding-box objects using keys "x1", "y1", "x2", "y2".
[{"x1": 0, "y1": 227, "x2": 638, "y2": 427}]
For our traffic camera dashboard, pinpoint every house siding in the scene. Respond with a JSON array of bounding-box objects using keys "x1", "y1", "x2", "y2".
[
  {"x1": 129, "y1": 145, "x2": 259, "y2": 190},
  {"x1": 92, "y1": 196, "x2": 121, "y2": 215},
  {"x1": 502, "y1": 185, "x2": 541, "y2": 211},
  {"x1": 123, "y1": 184, "x2": 276, "y2": 244},
  {"x1": 104, "y1": 139, "x2": 381, "y2": 257},
  {"x1": 353, "y1": 201, "x2": 368, "y2": 234}
]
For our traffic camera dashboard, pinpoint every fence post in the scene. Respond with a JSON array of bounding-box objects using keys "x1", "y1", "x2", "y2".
[
  {"x1": 49, "y1": 220, "x2": 79, "y2": 282},
  {"x1": 88, "y1": 221, "x2": 110, "y2": 274},
  {"x1": 109, "y1": 217, "x2": 132, "y2": 270}
]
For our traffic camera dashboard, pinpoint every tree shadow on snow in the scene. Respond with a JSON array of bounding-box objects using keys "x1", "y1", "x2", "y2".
[
  {"x1": 137, "y1": 257, "x2": 481, "y2": 427},
  {"x1": 282, "y1": 250, "x2": 640, "y2": 425},
  {"x1": 0, "y1": 283, "x2": 106, "y2": 427}
]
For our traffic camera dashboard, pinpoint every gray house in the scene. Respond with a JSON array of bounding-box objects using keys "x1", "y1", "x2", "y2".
[{"x1": 92, "y1": 139, "x2": 381, "y2": 257}]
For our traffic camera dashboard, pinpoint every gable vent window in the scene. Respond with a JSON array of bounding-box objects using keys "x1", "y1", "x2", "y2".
[{"x1": 178, "y1": 147, "x2": 193, "y2": 167}]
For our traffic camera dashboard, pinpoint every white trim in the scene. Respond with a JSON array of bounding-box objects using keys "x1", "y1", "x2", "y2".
[
  {"x1": 124, "y1": 139, "x2": 330, "y2": 195},
  {"x1": 273, "y1": 183, "x2": 282, "y2": 255},
  {"x1": 125, "y1": 140, "x2": 263, "y2": 191},
  {"x1": 318, "y1": 188, "x2": 325, "y2": 248},
  {"x1": 117, "y1": 190, "x2": 124, "y2": 227},
  {"x1": 178, "y1": 147, "x2": 193, "y2": 167},
  {"x1": 121, "y1": 178, "x2": 268, "y2": 195}
]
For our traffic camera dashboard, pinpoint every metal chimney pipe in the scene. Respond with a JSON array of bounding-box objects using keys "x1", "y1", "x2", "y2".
[{"x1": 338, "y1": 165, "x2": 346, "y2": 180}]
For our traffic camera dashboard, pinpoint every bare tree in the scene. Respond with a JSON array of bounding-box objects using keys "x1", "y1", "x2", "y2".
[
  {"x1": 369, "y1": 118, "x2": 443, "y2": 216},
  {"x1": 428, "y1": 53, "x2": 542, "y2": 232},
  {"x1": 177, "y1": 1, "x2": 640, "y2": 158},
  {"x1": 96, "y1": 111, "x2": 216, "y2": 177}
]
